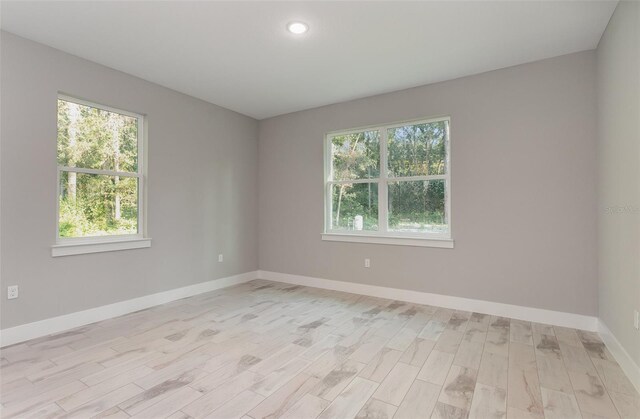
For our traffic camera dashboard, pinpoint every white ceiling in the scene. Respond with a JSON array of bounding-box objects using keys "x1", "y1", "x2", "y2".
[{"x1": 1, "y1": 1, "x2": 616, "y2": 119}]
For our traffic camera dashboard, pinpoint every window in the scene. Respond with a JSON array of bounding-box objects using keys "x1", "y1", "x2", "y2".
[
  {"x1": 323, "y1": 117, "x2": 452, "y2": 248},
  {"x1": 53, "y1": 95, "x2": 150, "y2": 256}
]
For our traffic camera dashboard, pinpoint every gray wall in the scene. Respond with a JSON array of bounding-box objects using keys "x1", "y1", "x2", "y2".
[
  {"x1": 258, "y1": 51, "x2": 598, "y2": 316},
  {"x1": 596, "y1": 1, "x2": 640, "y2": 365},
  {"x1": 0, "y1": 32, "x2": 259, "y2": 329}
]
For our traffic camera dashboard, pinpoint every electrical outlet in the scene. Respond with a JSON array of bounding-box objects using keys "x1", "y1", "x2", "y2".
[
  {"x1": 7, "y1": 285, "x2": 18, "y2": 300},
  {"x1": 218, "y1": 254, "x2": 224, "y2": 263},
  {"x1": 634, "y1": 310, "x2": 639, "y2": 330},
  {"x1": 364, "y1": 258, "x2": 370, "y2": 268}
]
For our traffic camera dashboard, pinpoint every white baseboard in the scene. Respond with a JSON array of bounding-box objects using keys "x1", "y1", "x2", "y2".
[
  {"x1": 0, "y1": 270, "x2": 258, "y2": 347},
  {"x1": 598, "y1": 319, "x2": 640, "y2": 393},
  {"x1": 0, "y1": 269, "x2": 601, "y2": 348},
  {"x1": 258, "y1": 270, "x2": 598, "y2": 331}
]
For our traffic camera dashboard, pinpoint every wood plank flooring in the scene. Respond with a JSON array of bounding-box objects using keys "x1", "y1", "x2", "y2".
[{"x1": 1, "y1": 279, "x2": 638, "y2": 419}]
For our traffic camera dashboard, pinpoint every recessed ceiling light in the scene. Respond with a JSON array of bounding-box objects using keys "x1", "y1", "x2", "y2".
[{"x1": 287, "y1": 21, "x2": 308, "y2": 35}]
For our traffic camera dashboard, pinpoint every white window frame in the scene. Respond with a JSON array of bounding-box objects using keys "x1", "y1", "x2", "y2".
[
  {"x1": 322, "y1": 116, "x2": 453, "y2": 248},
  {"x1": 52, "y1": 94, "x2": 151, "y2": 257}
]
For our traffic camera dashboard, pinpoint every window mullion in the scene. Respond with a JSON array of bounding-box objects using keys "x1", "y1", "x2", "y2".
[
  {"x1": 325, "y1": 135, "x2": 334, "y2": 232},
  {"x1": 379, "y1": 126, "x2": 389, "y2": 233},
  {"x1": 328, "y1": 179, "x2": 380, "y2": 185},
  {"x1": 137, "y1": 116, "x2": 144, "y2": 236},
  {"x1": 58, "y1": 166, "x2": 140, "y2": 178},
  {"x1": 390, "y1": 174, "x2": 447, "y2": 182},
  {"x1": 445, "y1": 119, "x2": 451, "y2": 235}
]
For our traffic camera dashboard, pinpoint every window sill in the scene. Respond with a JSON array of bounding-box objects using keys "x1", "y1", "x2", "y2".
[
  {"x1": 321, "y1": 233, "x2": 454, "y2": 248},
  {"x1": 51, "y1": 237, "x2": 152, "y2": 257}
]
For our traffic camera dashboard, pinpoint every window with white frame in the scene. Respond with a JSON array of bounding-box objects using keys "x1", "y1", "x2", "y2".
[
  {"x1": 324, "y1": 117, "x2": 451, "y2": 245},
  {"x1": 56, "y1": 95, "x2": 144, "y2": 243}
]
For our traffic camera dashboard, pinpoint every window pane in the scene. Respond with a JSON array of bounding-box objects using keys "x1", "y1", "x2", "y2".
[
  {"x1": 331, "y1": 130, "x2": 380, "y2": 180},
  {"x1": 59, "y1": 172, "x2": 138, "y2": 237},
  {"x1": 331, "y1": 183, "x2": 378, "y2": 231},
  {"x1": 388, "y1": 180, "x2": 447, "y2": 234},
  {"x1": 387, "y1": 120, "x2": 448, "y2": 177},
  {"x1": 57, "y1": 99, "x2": 138, "y2": 172}
]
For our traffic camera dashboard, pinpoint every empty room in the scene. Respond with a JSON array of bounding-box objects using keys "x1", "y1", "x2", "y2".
[{"x1": 0, "y1": 1, "x2": 638, "y2": 418}]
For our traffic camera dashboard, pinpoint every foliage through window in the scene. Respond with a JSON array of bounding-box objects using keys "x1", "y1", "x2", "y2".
[
  {"x1": 325, "y1": 117, "x2": 450, "y2": 239},
  {"x1": 57, "y1": 96, "x2": 144, "y2": 240}
]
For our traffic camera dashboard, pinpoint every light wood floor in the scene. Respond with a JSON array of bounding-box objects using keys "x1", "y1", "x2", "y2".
[{"x1": 1, "y1": 279, "x2": 638, "y2": 419}]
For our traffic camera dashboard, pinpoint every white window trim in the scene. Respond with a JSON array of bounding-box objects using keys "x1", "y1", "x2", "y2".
[
  {"x1": 323, "y1": 116, "x2": 453, "y2": 248},
  {"x1": 51, "y1": 237, "x2": 152, "y2": 257},
  {"x1": 53, "y1": 94, "x2": 150, "y2": 257},
  {"x1": 321, "y1": 233, "x2": 453, "y2": 248}
]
